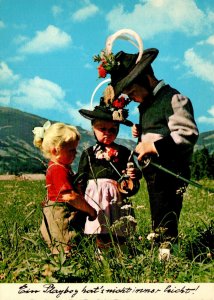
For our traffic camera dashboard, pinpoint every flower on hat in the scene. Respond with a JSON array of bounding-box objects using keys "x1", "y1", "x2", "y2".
[
  {"x1": 100, "y1": 85, "x2": 131, "y2": 123},
  {"x1": 93, "y1": 50, "x2": 119, "y2": 78},
  {"x1": 112, "y1": 96, "x2": 126, "y2": 109},
  {"x1": 98, "y1": 64, "x2": 107, "y2": 78}
]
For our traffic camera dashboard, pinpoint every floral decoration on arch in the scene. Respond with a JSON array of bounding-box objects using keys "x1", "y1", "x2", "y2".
[{"x1": 93, "y1": 50, "x2": 119, "y2": 78}]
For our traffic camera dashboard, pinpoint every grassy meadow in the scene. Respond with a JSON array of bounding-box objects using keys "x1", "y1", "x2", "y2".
[{"x1": 0, "y1": 178, "x2": 213, "y2": 283}]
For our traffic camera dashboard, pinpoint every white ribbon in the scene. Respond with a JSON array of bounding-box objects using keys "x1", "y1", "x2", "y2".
[{"x1": 32, "y1": 120, "x2": 51, "y2": 139}]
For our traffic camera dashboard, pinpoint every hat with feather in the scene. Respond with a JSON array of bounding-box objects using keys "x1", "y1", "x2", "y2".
[
  {"x1": 79, "y1": 79, "x2": 133, "y2": 127},
  {"x1": 93, "y1": 29, "x2": 159, "y2": 98}
]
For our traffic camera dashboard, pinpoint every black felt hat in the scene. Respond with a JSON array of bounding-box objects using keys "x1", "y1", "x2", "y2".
[
  {"x1": 110, "y1": 48, "x2": 159, "y2": 98},
  {"x1": 79, "y1": 100, "x2": 133, "y2": 127}
]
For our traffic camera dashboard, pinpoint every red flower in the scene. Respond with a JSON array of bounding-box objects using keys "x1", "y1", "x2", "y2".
[
  {"x1": 112, "y1": 96, "x2": 126, "y2": 109},
  {"x1": 98, "y1": 64, "x2": 107, "y2": 78},
  {"x1": 108, "y1": 148, "x2": 118, "y2": 158}
]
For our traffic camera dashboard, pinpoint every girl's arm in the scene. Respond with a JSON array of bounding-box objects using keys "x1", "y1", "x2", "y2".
[{"x1": 62, "y1": 191, "x2": 97, "y2": 221}]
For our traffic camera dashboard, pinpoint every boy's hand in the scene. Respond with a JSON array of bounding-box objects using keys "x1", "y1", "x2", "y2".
[
  {"x1": 135, "y1": 141, "x2": 158, "y2": 161},
  {"x1": 132, "y1": 124, "x2": 141, "y2": 138}
]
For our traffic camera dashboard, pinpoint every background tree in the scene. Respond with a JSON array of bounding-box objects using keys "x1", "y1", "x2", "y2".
[{"x1": 191, "y1": 147, "x2": 214, "y2": 180}]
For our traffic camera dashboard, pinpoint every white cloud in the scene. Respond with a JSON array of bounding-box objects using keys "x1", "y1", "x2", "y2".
[
  {"x1": 72, "y1": 3, "x2": 99, "y2": 22},
  {"x1": 206, "y1": 35, "x2": 214, "y2": 45},
  {"x1": 12, "y1": 76, "x2": 65, "y2": 110},
  {"x1": 52, "y1": 5, "x2": 63, "y2": 17},
  {"x1": 7, "y1": 55, "x2": 25, "y2": 62},
  {"x1": 199, "y1": 35, "x2": 214, "y2": 46},
  {"x1": 198, "y1": 106, "x2": 214, "y2": 125},
  {"x1": 0, "y1": 62, "x2": 19, "y2": 83},
  {"x1": 61, "y1": 100, "x2": 91, "y2": 130},
  {"x1": 207, "y1": 9, "x2": 214, "y2": 25},
  {"x1": 13, "y1": 35, "x2": 28, "y2": 45},
  {"x1": 0, "y1": 20, "x2": 5, "y2": 29},
  {"x1": 67, "y1": 106, "x2": 90, "y2": 129},
  {"x1": 19, "y1": 25, "x2": 71, "y2": 54},
  {"x1": 197, "y1": 115, "x2": 214, "y2": 124},
  {"x1": 0, "y1": 90, "x2": 11, "y2": 105},
  {"x1": 208, "y1": 106, "x2": 214, "y2": 117},
  {"x1": 198, "y1": 116, "x2": 214, "y2": 125},
  {"x1": 184, "y1": 48, "x2": 214, "y2": 85},
  {"x1": 106, "y1": 0, "x2": 207, "y2": 39}
]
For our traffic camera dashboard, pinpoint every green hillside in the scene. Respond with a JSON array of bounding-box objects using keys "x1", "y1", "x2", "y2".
[{"x1": 0, "y1": 106, "x2": 135, "y2": 174}]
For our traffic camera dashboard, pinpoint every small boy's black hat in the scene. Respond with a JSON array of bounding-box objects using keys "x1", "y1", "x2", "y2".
[{"x1": 79, "y1": 100, "x2": 133, "y2": 127}]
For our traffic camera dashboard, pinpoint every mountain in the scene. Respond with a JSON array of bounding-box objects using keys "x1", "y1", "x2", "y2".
[
  {"x1": 194, "y1": 130, "x2": 214, "y2": 153},
  {"x1": 0, "y1": 106, "x2": 136, "y2": 174},
  {"x1": 0, "y1": 106, "x2": 213, "y2": 175}
]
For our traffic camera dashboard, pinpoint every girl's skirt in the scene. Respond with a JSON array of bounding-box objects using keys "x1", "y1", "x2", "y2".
[{"x1": 84, "y1": 179, "x2": 136, "y2": 237}]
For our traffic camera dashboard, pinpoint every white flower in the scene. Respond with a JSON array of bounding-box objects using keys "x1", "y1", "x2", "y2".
[
  {"x1": 120, "y1": 215, "x2": 137, "y2": 224},
  {"x1": 158, "y1": 248, "x2": 171, "y2": 262},
  {"x1": 147, "y1": 232, "x2": 159, "y2": 241},
  {"x1": 121, "y1": 204, "x2": 132, "y2": 210}
]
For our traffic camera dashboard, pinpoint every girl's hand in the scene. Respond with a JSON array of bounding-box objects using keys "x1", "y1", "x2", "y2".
[
  {"x1": 135, "y1": 141, "x2": 158, "y2": 161},
  {"x1": 125, "y1": 167, "x2": 137, "y2": 179}
]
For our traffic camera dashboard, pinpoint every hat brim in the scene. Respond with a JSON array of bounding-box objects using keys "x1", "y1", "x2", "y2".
[
  {"x1": 79, "y1": 108, "x2": 133, "y2": 127},
  {"x1": 113, "y1": 48, "x2": 159, "y2": 98}
]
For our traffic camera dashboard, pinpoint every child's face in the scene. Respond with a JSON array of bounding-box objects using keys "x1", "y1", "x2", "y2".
[
  {"x1": 123, "y1": 83, "x2": 150, "y2": 103},
  {"x1": 55, "y1": 141, "x2": 78, "y2": 166},
  {"x1": 93, "y1": 120, "x2": 119, "y2": 145}
]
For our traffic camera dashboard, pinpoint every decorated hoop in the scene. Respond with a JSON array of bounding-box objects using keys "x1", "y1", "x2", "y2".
[
  {"x1": 90, "y1": 78, "x2": 111, "y2": 109},
  {"x1": 94, "y1": 29, "x2": 145, "y2": 79},
  {"x1": 105, "y1": 28, "x2": 144, "y2": 64}
]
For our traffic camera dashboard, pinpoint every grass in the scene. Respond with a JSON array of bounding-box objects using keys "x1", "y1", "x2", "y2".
[{"x1": 0, "y1": 178, "x2": 213, "y2": 283}]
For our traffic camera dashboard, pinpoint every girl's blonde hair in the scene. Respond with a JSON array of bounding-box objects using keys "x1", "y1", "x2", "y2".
[{"x1": 33, "y1": 122, "x2": 80, "y2": 159}]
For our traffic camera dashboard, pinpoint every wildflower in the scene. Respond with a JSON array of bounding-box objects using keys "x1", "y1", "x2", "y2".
[
  {"x1": 42, "y1": 264, "x2": 55, "y2": 277},
  {"x1": 121, "y1": 215, "x2": 137, "y2": 224},
  {"x1": 121, "y1": 204, "x2": 132, "y2": 210},
  {"x1": 0, "y1": 274, "x2": 5, "y2": 280},
  {"x1": 111, "y1": 219, "x2": 124, "y2": 230},
  {"x1": 158, "y1": 248, "x2": 171, "y2": 262},
  {"x1": 147, "y1": 232, "x2": 159, "y2": 241}
]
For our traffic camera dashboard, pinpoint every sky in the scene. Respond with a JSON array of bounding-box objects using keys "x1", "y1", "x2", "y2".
[{"x1": 0, "y1": 0, "x2": 214, "y2": 139}]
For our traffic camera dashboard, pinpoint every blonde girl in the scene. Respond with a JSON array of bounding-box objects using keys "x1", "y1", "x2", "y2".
[{"x1": 33, "y1": 121, "x2": 96, "y2": 255}]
